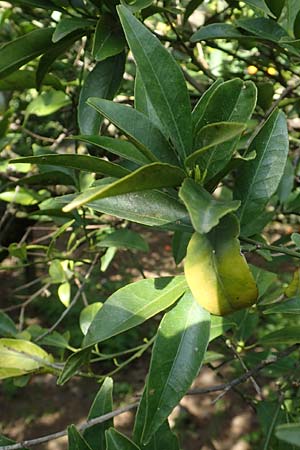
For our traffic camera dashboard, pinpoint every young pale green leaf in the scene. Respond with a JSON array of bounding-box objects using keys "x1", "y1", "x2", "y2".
[
  {"x1": 83, "y1": 378, "x2": 113, "y2": 450},
  {"x1": 276, "y1": 423, "x2": 300, "y2": 447},
  {"x1": 0, "y1": 339, "x2": 53, "y2": 379},
  {"x1": 87, "y1": 98, "x2": 178, "y2": 165},
  {"x1": 243, "y1": 0, "x2": 275, "y2": 17},
  {"x1": 78, "y1": 54, "x2": 125, "y2": 135},
  {"x1": 179, "y1": 178, "x2": 240, "y2": 234},
  {"x1": 192, "y1": 79, "x2": 222, "y2": 130},
  {"x1": 209, "y1": 315, "x2": 235, "y2": 341},
  {"x1": 80, "y1": 303, "x2": 103, "y2": 336},
  {"x1": 263, "y1": 297, "x2": 300, "y2": 315},
  {"x1": 25, "y1": 90, "x2": 70, "y2": 119},
  {"x1": 83, "y1": 276, "x2": 187, "y2": 347},
  {"x1": 139, "y1": 291, "x2": 210, "y2": 444},
  {"x1": 52, "y1": 18, "x2": 93, "y2": 43},
  {"x1": 68, "y1": 425, "x2": 93, "y2": 450},
  {"x1": 11, "y1": 154, "x2": 129, "y2": 178},
  {"x1": 260, "y1": 327, "x2": 300, "y2": 345},
  {"x1": 186, "y1": 122, "x2": 246, "y2": 169},
  {"x1": 93, "y1": 14, "x2": 125, "y2": 61},
  {"x1": 63, "y1": 163, "x2": 186, "y2": 212},
  {"x1": 191, "y1": 79, "x2": 257, "y2": 181},
  {"x1": 97, "y1": 229, "x2": 149, "y2": 252},
  {"x1": 236, "y1": 18, "x2": 288, "y2": 42},
  {"x1": 72, "y1": 135, "x2": 150, "y2": 166},
  {"x1": 117, "y1": 5, "x2": 192, "y2": 159},
  {"x1": 184, "y1": 214, "x2": 258, "y2": 316},
  {"x1": 234, "y1": 109, "x2": 288, "y2": 236},
  {"x1": 106, "y1": 429, "x2": 140, "y2": 450},
  {"x1": 0, "y1": 28, "x2": 54, "y2": 78},
  {"x1": 191, "y1": 23, "x2": 245, "y2": 43}
]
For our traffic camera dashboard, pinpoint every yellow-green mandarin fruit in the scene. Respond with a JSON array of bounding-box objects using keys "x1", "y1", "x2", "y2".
[{"x1": 184, "y1": 214, "x2": 258, "y2": 316}]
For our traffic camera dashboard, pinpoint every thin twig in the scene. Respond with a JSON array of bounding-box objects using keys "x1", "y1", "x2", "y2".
[
  {"x1": 36, "y1": 254, "x2": 100, "y2": 342},
  {"x1": 1, "y1": 283, "x2": 51, "y2": 313},
  {"x1": 240, "y1": 236, "x2": 300, "y2": 259}
]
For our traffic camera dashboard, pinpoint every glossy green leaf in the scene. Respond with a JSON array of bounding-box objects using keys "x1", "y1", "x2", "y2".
[
  {"x1": 285, "y1": 0, "x2": 300, "y2": 34},
  {"x1": 36, "y1": 30, "x2": 85, "y2": 89},
  {"x1": 184, "y1": 0, "x2": 204, "y2": 22},
  {"x1": 263, "y1": 297, "x2": 300, "y2": 314},
  {"x1": 236, "y1": 18, "x2": 288, "y2": 42},
  {"x1": 243, "y1": 0, "x2": 275, "y2": 17},
  {"x1": 0, "y1": 28, "x2": 54, "y2": 78},
  {"x1": 53, "y1": 18, "x2": 93, "y2": 43},
  {"x1": 276, "y1": 423, "x2": 300, "y2": 447},
  {"x1": 172, "y1": 231, "x2": 191, "y2": 265},
  {"x1": 294, "y1": 10, "x2": 300, "y2": 39},
  {"x1": 260, "y1": 327, "x2": 300, "y2": 345},
  {"x1": 209, "y1": 315, "x2": 235, "y2": 340},
  {"x1": 80, "y1": 303, "x2": 103, "y2": 336},
  {"x1": 11, "y1": 154, "x2": 129, "y2": 178},
  {"x1": 186, "y1": 122, "x2": 246, "y2": 168},
  {"x1": 277, "y1": 159, "x2": 294, "y2": 204},
  {"x1": 83, "y1": 378, "x2": 113, "y2": 450},
  {"x1": 63, "y1": 163, "x2": 186, "y2": 212},
  {"x1": 106, "y1": 429, "x2": 140, "y2": 450},
  {"x1": 0, "y1": 187, "x2": 48, "y2": 205},
  {"x1": 18, "y1": 171, "x2": 75, "y2": 187},
  {"x1": 234, "y1": 109, "x2": 288, "y2": 236},
  {"x1": 0, "y1": 70, "x2": 62, "y2": 91},
  {"x1": 78, "y1": 53, "x2": 125, "y2": 135},
  {"x1": 191, "y1": 23, "x2": 245, "y2": 42},
  {"x1": 97, "y1": 229, "x2": 149, "y2": 252},
  {"x1": 72, "y1": 135, "x2": 150, "y2": 166},
  {"x1": 0, "y1": 339, "x2": 53, "y2": 379},
  {"x1": 83, "y1": 276, "x2": 187, "y2": 347},
  {"x1": 192, "y1": 79, "x2": 223, "y2": 134},
  {"x1": 184, "y1": 214, "x2": 258, "y2": 316},
  {"x1": 179, "y1": 178, "x2": 240, "y2": 233},
  {"x1": 190, "y1": 79, "x2": 257, "y2": 181},
  {"x1": 117, "y1": 5, "x2": 192, "y2": 159},
  {"x1": 87, "y1": 98, "x2": 178, "y2": 165},
  {"x1": 68, "y1": 425, "x2": 93, "y2": 450},
  {"x1": 58, "y1": 281, "x2": 71, "y2": 307},
  {"x1": 93, "y1": 14, "x2": 125, "y2": 61},
  {"x1": 134, "y1": 417, "x2": 179, "y2": 450},
  {"x1": 265, "y1": 0, "x2": 285, "y2": 18},
  {"x1": 139, "y1": 291, "x2": 210, "y2": 444},
  {"x1": 257, "y1": 81, "x2": 274, "y2": 112},
  {"x1": 57, "y1": 348, "x2": 91, "y2": 385},
  {"x1": 39, "y1": 331, "x2": 69, "y2": 349},
  {"x1": 0, "y1": 312, "x2": 17, "y2": 338},
  {"x1": 25, "y1": 89, "x2": 70, "y2": 119}
]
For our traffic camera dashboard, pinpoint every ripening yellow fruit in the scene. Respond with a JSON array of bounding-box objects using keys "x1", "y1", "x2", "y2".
[
  {"x1": 267, "y1": 67, "x2": 277, "y2": 76},
  {"x1": 184, "y1": 215, "x2": 258, "y2": 316},
  {"x1": 247, "y1": 65, "x2": 258, "y2": 75}
]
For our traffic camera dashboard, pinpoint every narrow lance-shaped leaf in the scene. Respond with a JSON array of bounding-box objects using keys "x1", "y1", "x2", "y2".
[
  {"x1": 83, "y1": 276, "x2": 187, "y2": 347},
  {"x1": 236, "y1": 18, "x2": 288, "y2": 42},
  {"x1": 106, "y1": 429, "x2": 140, "y2": 450},
  {"x1": 179, "y1": 178, "x2": 240, "y2": 234},
  {"x1": 63, "y1": 162, "x2": 186, "y2": 212},
  {"x1": 184, "y1": 214, "x2": 258, "y2": 316},
  {"x1": 93, "y1": 14, "x2": 125, "y2": 62},
  {"x1": 52, "y1": 18, "x2": 94, "y2": 43},
  {"x1": 139, "y1": 291, "x2": 210, "y2": 444},
  {"x1": 83, "y1": 378, "x2": 113, "y2": 450},
  {"x1": 0, "y1": 28, "x2": 54, "y2": 78},
  {"x1": 10, "y1": 154, "x2": 129, "y2": 179},
  {"x1": 68, "y1": 425, "x2": 93, "y2": 450},
  {"x1": 78, "y1": 53, "x2": 125, "y2": 135},
  {"x1": 192, "y1": 78, "x2": 223, "y2": 133},
  {"x1": 276, "y1": 423, "x2": 300, "y2": 447},
  {"x1": 117, "y1": 5, "x2": 192, "y2": 160},
  {"x1": 87, "y1": 98, "x2": 178, "y2": 165},
  {"x1": 234, "y1": 109, "x2": 289, "y2": 236},
  {"x1": 191, "y1": 23, "x2": 245, "y2": 43}
]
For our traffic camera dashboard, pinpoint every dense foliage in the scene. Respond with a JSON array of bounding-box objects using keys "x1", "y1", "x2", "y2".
[{"x1": 1, "y1": 0, "x2": 300, "y2": 448}]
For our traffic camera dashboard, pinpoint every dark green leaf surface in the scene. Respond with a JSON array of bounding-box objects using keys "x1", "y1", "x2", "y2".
[
  {"x1": 263, "y1": 297, "x2": 300, "y2": 314},
  {"x1": 11, "y1": 154, "x2": 129, "y2": 178},
  {"x1": 191, "y1": 23, "x2": 245, "y2": 42},
  {"x1": 63, "y1": 162, "x2": 186, "y2": 212},
  {"x1": 87, "y1": 98, "x2": 178, "y2": 165},
  {"x1": 234, "y1": 109, "x2": 288, "y2": 236},
  {"x1": 0, "y1": 70, "x2": 62, "y2": 91},
  {"x1": 243, "y1": 0, "x2": 275, "y2": 16},
  {"x1": 179, "y1": 178, "x2": 240, "y2": 233},
  {"x1": 53, "y1": 18, "x2": 93, "y2": 43},
  {"x1": 78, "y1": 54, "x2": 125, "y2": 135},
  {"x1": 139, "y1": 291, "x2": 210, "y2": 443},
  {"x1": 83, "y1": 276, "x2": 187, "y2": 347},
  {"x1": 0, "y1": 28, "x2": 54, "y2": 78},
  {"x1": 276, "y1": 423, "x2": 300, "y2": 447},
  {"x1": 83, "y1": 378, "x2": 113, "y2": 450},
  {"x1": 68, "y1": 425, "x2": 93, "y2": 450},
  {"x1": 0, "y1": 312, "x2": 17, "y2": 337},
  {"x1": 260, "y1": 327, "x2": 300, "y2": 345},
  {"x1": 93, "y1": 15, "x2": 125, "y2": 61},
  {"x1": 72, "y1": 135, "x2": 150, "y2": 166},
  {"x1": 58, "y1": 348, "x2": 91, "y2": 385},
  {"x1": 106, "y1": 429, "x2": 140, "y2": 450},
  {"x1": 97, "y1": 229, "x2": 149, "y2": 252},
  {"x1": 236, "y1": 18, "x2": 288, "y2": 42},
  {"x1": 117, "y1": 6, "x2": 192, "y2": 159},
  {"x1": 192, "y1": 78, "x2": 223, "y2": 133}
]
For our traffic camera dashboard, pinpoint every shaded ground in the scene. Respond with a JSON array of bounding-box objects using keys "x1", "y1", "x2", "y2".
[{"x1": 0, "y1": 226, "x2": 259, "y2": 450}]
